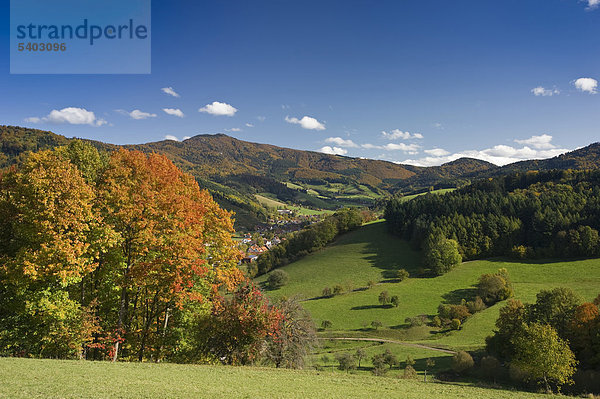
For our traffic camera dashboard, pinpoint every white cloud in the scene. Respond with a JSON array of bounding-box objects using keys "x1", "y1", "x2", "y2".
[
  {"x1": 225, "y1": 128, "x2": 242, "y2": 132},
  {"x1": 163, "y1": 108, "x2": 185, "y2": 118},
  {"x1": 164, "y1": 135, "x2": 180, "y2": 141},
  {"x1": 245, "y1": 123, "x2": 254, "y2": 127},
  {"x1": 256, "y1": 116, "x2": 266, "y2": 122},
  {"x1": 125, "y1": 109, "x2": 157, "y2": 120},
  {"x1": 401, "y1": 136, "x2": 569, "y2": 167},
  {"x1": 381, "y1": 129, "x2": 423, "y2": 140},
  {"x1": 319, "y1": 146, "x2": 347, "y2": 156},
  {"x1": 531, "y1": 86, "x2": 560, "y2": 96},
  {"x1": 161, "y1": 87, "x2": 180, "y2": 98},
  {"x1": 587, "y1": 0, "x2": 599, "y2": 9},
  {"x1": 285, "y1": 115, "x2": 325, "y2": 130},
  {"x1": 183, "y1": 136, "x2": 191, "y2": 140},
  {"x1": 325, "y1": 137, "x2": 358, "y2": 148},
  {"x1": 424, "y1": 148, "x2": 450, "y2": 157},
  {"x1": 433, "y1": 123, "x2": 444, "y2": 129},
  {"x1": 573, "y1": 78, "x2": 598, "y2": 94},
  {"x1": 360, "y1": 142, "x2": 421, "y2": 152},
  {"x1": 199, "y1": 101, "x2": 238, "y2": 116},
  {"x1": 26, "y1": 107, "x2": 107, "y2": 126},
  {"x1": 514, "y1": 134, "x2": 555, "y2": 149}
]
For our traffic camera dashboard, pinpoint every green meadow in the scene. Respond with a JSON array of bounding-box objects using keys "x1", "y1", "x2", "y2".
[
  {"x1": 0, "y1": 357, "x2": 549, "y2": 399},
  {"x1": 258, "y1": 221, "x2": 600, "y2": 353}
]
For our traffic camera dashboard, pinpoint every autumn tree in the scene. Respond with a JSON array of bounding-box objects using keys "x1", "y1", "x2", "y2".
[
  {"x1": 97, "y1": 150, "x2": 243, "y2": 361},
  {"x1": 194, "y1": 283, "x2": 281, "y2": 365},
  {"x1": 0, "y1": 150, "x2": 107, "y2": 358},
  {"x1": 264, "y1": 297, "x2": 317, "y2": 369}
]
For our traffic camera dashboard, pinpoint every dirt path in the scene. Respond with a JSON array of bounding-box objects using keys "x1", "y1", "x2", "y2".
[{"x1": 319, "y1": 337, "x2": 457, "y2": 354}]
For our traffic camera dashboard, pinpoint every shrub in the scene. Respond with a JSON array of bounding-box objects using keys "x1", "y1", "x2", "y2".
[
  {"x1": 438, "y1": 304, "x2": 471, "y2": 322},
  {"x1": 371, "y1": 353, "x2": 388, "y2": 376},
  {"x1": 321, "y1": 320, "x2": 332, "y2": 329},
  {"x1": 431, "y1": 316, "x2": 442, "y2": 328},
  {"x1": 391, "y1": 295, "x2": 400, "y2": 308},
  {"x1": 466, "y1": 296, "x2": 487, "y2": 313},
  {"x1": 322, "y1": 287, "x2": 332, "y2": 297},
  {"x1": 450, "y1": 318, "x2": 461, "y2": 330},
  {"x1": 367, "y1": 280, "x2": 376, "y2": 289},
  {"x1": 267, "y1": 270, "x2": 289, "y2": 289},
  {"x1": 396, "y1": 269, "x2": 409, "y2": 281},
  {"x1": 333, "y1": 284, "x2": 345, "y2": 296},
  {"x1": 478, "y1": 269, "x2": 513, "y2": 305},
  {"x1": 452, "y1": 351, "x2": 474, "y2": 374},
  {"x1": 335, "y1": 352, "x2": 356, "y2": 372},
  {"x1": 402, "y1": 365, "x2": 418, "y2": 379}
]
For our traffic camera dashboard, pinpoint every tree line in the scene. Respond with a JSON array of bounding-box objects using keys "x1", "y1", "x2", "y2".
[
  {"x1": 385, "y1": 170, "x2": 600, "y2": 274},
  {"x1": 0, "y1": 141, "x2": 315, "y2": 367}
]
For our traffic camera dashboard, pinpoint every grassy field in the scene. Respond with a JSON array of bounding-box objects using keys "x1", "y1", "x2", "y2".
[
  {"x1": 257, "y1": 221, "x2": 600, "y2": 354},
  {"x1": 0, "y1": 357, "x2": 549, "y2": 399},
  {"x1": 255, "y1": 194, "x2": 334, "y2": 216},
  {"x1": 399, "y1": 188, "x2": 455, "y2": 202}
]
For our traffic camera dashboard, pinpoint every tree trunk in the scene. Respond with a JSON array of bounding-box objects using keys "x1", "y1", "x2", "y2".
[{"x1": 155, "y1": 306, "x2": 170, "y2": 363}]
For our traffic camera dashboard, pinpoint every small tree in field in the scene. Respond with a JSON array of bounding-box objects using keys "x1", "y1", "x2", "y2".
[
  {"x1": 396, "y1": 269, "x2": 409, "y2": 281},
  {"x1": 321, "y1": 320, "x2": 332, "y2": 329},
  {"x1": 371, "y1": 320, "x2": 383, "y2": 330},
  {"x1": 333, "y1": 284, "x2": 345, "y2": 296},
  {"x1": 335, "y1": 352, "x2": 356, "y2": 372},
  {"x1": 452, "y1": 351, "x2": 474, "y2": 374},
  {"x1": 450, "y1": 318, "x2": 461, "y2": 330},
  {"x1": 322, "y1": 287, "x2": 332, "y2": 298},
  {"x1": 356, "y1": 348, "x2": 366, "y2": 368},
  {"x1": 267, "y1": 269, "x2": 289, "y2": 289},
  {"x1": 367, "y1": 280, "x2": 376, "y2": 289},
  {"x1": 391, "y1": 295, "x2": 400, "y2": 308},
  {"x1": 378, "y1": 291, "x2": 390, "y2": 306}
]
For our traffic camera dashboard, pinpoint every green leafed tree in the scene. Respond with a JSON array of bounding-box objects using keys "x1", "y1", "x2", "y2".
[{"x1": 512, "y1": 323, "x2": 577, "y2": 392}]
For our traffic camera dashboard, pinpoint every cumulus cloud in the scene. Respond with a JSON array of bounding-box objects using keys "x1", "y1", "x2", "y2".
[
  {"x1": 285, "y1": 115, "x2": 326, "y2": 130},
  {"x1": 531, "y1": 86, "x2": 560, "y2": 96},
  {"x1": 25, "y1": 107, "x2": 107, "y2": 126},
  {"x1": 319, "y1": 146, "x2": 347, "y2": 155},
  {"x1": 381, "y1": 129, "x2": 423, "y2": 140},
  {"x1": 163, "y1": 108, "x2": 185, "y2": 118},
  {"x1": 514, "y1": 134, "x2": 555, "y2": 149},
  {"x1": 118, "y1": 109, "x2": 157, "y2": 120},
  {"x1": 325, "y1": 137, "x2": 358, "y2": 148},
  {"x1": 164, "y1": 135, "x2": 179, "y2": 141},
  {"x1": 361, "y1": 142, "x2": 420, "y2": 152},
  {"x1": 245, "y1": 123, "x2": 254, "y2": 127},
  {"x1": 573, "y1": 78, "x2": 598, "y2": 94},
  {"x1": 161, "y1": 87, "x2": 180, "y2": 97},
  {"x1": 225, "y1": 128, "x2": 242, "y2": 132},
  {"x1": 401, "y1": 135, "x2": 569, "y2": 167},
  {"x1": 199, "y1": 101, "x2": 238, "y2": 116},
  {"x1": 587, "y1": 0, "x2": 599, "y2": 9},
  {"x1": 424, "y1": 148, "x2": 450, "y2": 157}
]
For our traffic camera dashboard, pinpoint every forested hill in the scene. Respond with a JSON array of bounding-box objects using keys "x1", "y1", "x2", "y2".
[{"x1": 1, "y1": 125, "x2": 600, "y2": 229}]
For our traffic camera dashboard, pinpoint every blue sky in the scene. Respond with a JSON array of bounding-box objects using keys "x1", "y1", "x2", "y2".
[{"x1": 1, "y1": 0, "x2": 599, "y2": 166}]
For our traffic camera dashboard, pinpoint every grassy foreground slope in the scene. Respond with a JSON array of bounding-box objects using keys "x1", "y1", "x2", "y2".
[
  {"x1": 0, "y1": 357, "x2": 547, "y2": 399},
  {"x1": 258, "y1": 222, "x2": 600, "y2": 352}
]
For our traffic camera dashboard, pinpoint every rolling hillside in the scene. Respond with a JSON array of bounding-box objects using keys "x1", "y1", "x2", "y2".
[
  {"x1": 2, "y1": 125, "x2": 600, "y2": 229},
  {"x1": 256, "y1": 221, "x2": 600, "y2": 374}
]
